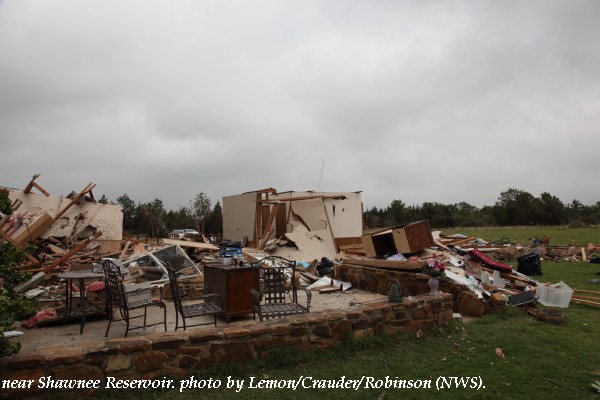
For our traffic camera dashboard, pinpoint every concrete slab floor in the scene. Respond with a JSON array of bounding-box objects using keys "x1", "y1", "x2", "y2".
[{"x1": 8, "y1": 289, "x2": 388, "y2": 353}]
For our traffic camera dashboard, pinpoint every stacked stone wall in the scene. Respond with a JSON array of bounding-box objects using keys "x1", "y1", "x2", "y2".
[{"x1": 0, "y1": 292, "x2": 453, "y2": 399}]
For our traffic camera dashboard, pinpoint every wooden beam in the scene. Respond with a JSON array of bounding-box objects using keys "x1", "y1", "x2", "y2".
[
  {"x1": 161, "y1": 238, "x2": 219, "y2": 250},
  {"x1": 253, "y1": 193, "x2": 262, "y2": 248},
  {"x1": 23, "y1": 174, "x2": 50, "y2": 196},
  {"x1": 481, "y1": 266, "x2": 537, "y2": 285},
  {"x1": 342, "y1": 257, "x2": 423, "y2": 271},
  {"x1": 572, "y1": 294, "x2": 600, "y2": 301},
  {"x1": 259, "y1": 204, "x2": 279, "y2": 250},
  {"x1": 11, "y1": 199, "x2": 23, "y2": 212},
  {"x1": 573, "y1": 288, "x2": 600, "y2": 295},
  {"x1": 571, "y1": 297, "x2": 600, "y2": 307},
  {"x1": 119, "y1": 240, "x2": 132, "y2": 261},
  {"x1": 263, "y1": 194, "x2": 347, "y2": 203},
  {"x1": 322, "y1": 202, "x2": 338, "y2": 253},
  {"x1": 258, "y1": 229, "x2": 272, "y2": 250}
]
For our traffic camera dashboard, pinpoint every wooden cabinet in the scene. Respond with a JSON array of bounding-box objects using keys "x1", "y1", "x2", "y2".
[
  {"x1": 204, "y1": 265, "x2": 255, "y2": 322},
  {"x1": 361, "y1": 220, "x2": 434, "y2": 257}
]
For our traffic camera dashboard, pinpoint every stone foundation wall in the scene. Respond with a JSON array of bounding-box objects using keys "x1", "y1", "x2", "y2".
[
  {"x1": 0, "y1": 293, "x2": 453, "y2": 399},
  {"x1": 338, "y1": 262, "x2": 439, "y2": 295},
  {"x1": 337, "y1": 263, "x2": 486, "y2": 317}
]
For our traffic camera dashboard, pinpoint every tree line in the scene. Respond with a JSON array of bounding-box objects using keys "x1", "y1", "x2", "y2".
[
  {"x1": 364, "y1": 188, "x2": 600, "y2": 229},
  {"x1": 100, "y1": 188, "x2": 600, "y2": 238},
  {"x1": 100, "y1": 192, "x2": 223, "y2": 239}
]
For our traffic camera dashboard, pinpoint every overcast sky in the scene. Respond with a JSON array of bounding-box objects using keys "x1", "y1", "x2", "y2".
[{"x1": 1, "y1": 1, "x2": 599, "y2": 212}]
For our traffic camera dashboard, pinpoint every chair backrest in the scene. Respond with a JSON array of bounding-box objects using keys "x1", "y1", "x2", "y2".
[
  {"x1": 102, "y1": 258, "x2": 128, "y2": 315},
  {"x1": 252, "y1": 256, "x2": 298, "y2": 304},
  {"x1": 167, "y1": 266, "x2": 184, "y2": 314}
]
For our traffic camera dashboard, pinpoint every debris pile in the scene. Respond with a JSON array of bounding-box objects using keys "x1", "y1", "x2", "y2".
[
  {"x1": 1, "y1": 175, "x2": 220, "y2": 327},
  {"x1": 3, "y1": 177, "x2": 599, "y2": 334},
  {"x1": 339, "y1": 225, "x2": 600, "y2": 317}
]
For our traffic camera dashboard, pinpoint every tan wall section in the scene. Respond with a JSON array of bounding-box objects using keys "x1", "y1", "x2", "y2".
[{"x1": 222, "y1": 192, "x2": 257, "y2": 241}]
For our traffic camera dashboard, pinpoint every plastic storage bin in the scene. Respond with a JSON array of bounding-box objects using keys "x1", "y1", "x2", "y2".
[
  {"x1": 536, "y1": 281, "x2": 573, "y2": 308},
  {"x1": 123, "y1": 281, "x2": 153, "y2": 304}
]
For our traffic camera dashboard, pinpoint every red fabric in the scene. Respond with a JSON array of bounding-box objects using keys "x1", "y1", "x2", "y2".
[{"x1": 468, "y1": 248, "x2": 513, "y2": 273}]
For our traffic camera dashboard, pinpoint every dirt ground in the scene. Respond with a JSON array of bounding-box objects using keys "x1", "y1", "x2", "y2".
[{"x1": 9, "y1": 288, "x2": 388, "y2": 353}]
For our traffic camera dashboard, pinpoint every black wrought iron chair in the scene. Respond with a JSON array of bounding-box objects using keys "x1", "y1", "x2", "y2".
[
  {"x1": 250, "y1": 256, "x2": 311, "y2": 322},
  {"x1": 102, "y1": 258, "x2": 167, "y2": 337},
  {"x1": 167, "y1": 267, "x2": 223, "y2": 330}
]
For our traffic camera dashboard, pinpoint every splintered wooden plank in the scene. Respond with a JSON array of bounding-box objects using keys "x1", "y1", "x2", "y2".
[
  {"x1": 242, "y1": 248, "x2": 269, "y2": 262},
  {"x1": 23, "y1": 174, "x2": 50, "y2": 196},
  {"x1": 316, "y1": 285, "x2": 343, "y2": 293},
  {"x1": 342, "y1": 257, "x2": 423, "y2": 271},
  {"x1": 161, "y1": 238, "x2": 219, "y2": 250},
  {"x1": 119, "y1": 240, "x2": 132, "y2": 260},
  {"x1": 43, "y1": 231, "x2": 102, "y2": 273},
  {"x1": 47, "y1": 243, "x2": 67, "y2": 255},
  {"x1": 55, "y1": 182, "x2": 96, "y2": 220}
]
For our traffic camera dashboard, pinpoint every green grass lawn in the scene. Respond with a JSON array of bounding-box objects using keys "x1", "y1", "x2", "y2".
[
  {"x1": 86, "y1": 226, "x2": 600, "y2": 400},
  {"x1": 441, "y1": 225, "x2": 600, "y2": 248}
]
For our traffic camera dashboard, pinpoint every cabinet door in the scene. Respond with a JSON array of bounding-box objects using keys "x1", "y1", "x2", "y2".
[
  {"x1": 225, "y1": 268, "x2": 253, "y2": 315},
  {"x1": 205, "y1": 266, "x2": 227, "y2": 311}
]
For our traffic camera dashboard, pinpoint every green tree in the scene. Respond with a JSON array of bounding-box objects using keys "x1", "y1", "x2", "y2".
[
  {"x1": 139, "y1": 199, "x2": 166, "y2": 239},
  {"x1": 191, "y1": 193, "x2": 212, "y2": 235},
  {"x1": 205, "y1": 201, "x2": 223, "y2": 236},
  {"x1": 566, "y1": 199, "x2": 585, "y2": 224},
  {"x1": 164, "y1": 206, "x2": 194, "y2": 232},
  {"x1": 0, "y1": 192, "x2": 37, "y2": 357},
  {"x1": 538, "y1": 192, "x2": 567, "y2": 225},
  {"x1": 493, "y1": 188, "x2": 539, "y2": 226},
  {"x1": 363, "y1": 206, "x2": 385, "y2": 229},
  {"x1": 116, "y1": 194, "x2": 138, "y2": 231},
  {"x1": 384, "y1": 200, "x2": 408, "y2": 226},
  {"x1": 453, "y1": 202, "x2": 481, "y2": 227}
]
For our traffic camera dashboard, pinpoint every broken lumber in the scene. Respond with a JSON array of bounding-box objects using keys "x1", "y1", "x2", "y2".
[
  {"x1": 309, "y1": 278, "x2": 343, "y2": 293},
  {"x1": 11, "y1": 212, "x2": 55, "y2": 247},
  {"x1": 259, "y1": 203, "x2": 279, "y2": 250},
  {"x1": 23, "y1": 174, "x2": 50, "y2": 196},
  {"x1": 481, "y1": 266, "x2": 537, "y2": 286},
  {"x1": 263, "y1": 194, "x2": 347, "y2": 203},
  {"x1": 300, "y1": 271, "x2": 319, "y2": 283},
  {"x1": 572, "y1": 294, "x2": 600, "y2": 302},
  {"x1": 571, "y1": 298, "x2": 600, "y2": 308},
  {"x1": 43, "y1": 231, "x2": 102, "y2": 273},
  {"x1": 573, "y1": 288, "x2": 600, "y2": 295},
  {"x1": 119, "y1": 240, "x2": 132, "y2": 260},
  {"x1": 162, "y1": 238, "x2": 219, "y2": 250}
]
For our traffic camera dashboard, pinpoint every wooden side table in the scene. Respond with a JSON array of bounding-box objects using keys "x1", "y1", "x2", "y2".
[{"x1": 204, "y1": 265, "x2": 255, "y2": 322}]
